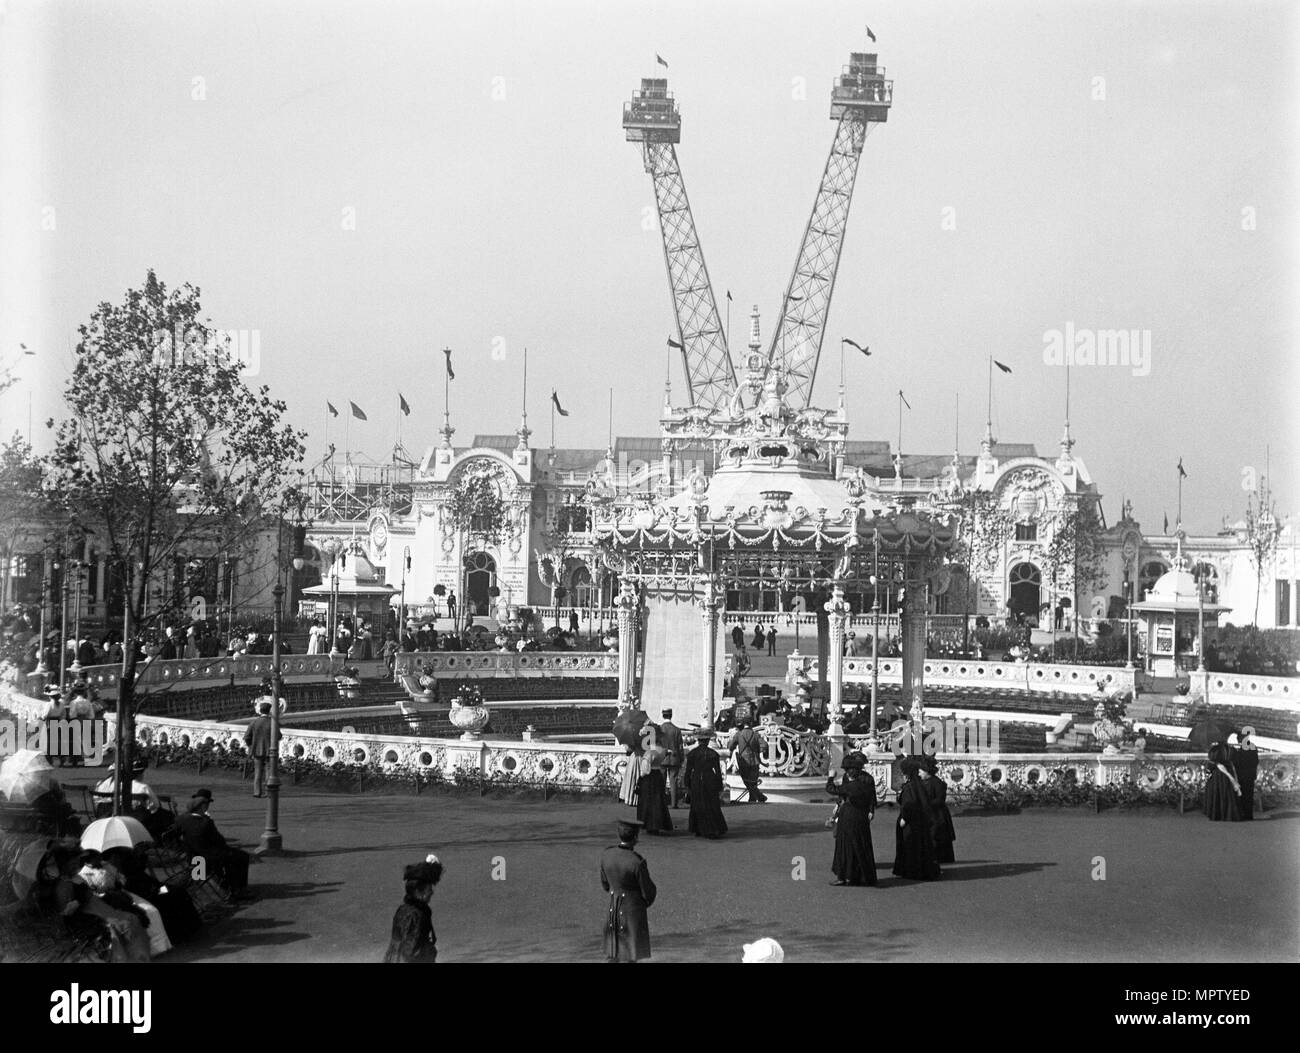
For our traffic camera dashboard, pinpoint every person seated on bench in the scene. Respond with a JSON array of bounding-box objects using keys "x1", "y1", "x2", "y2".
[
  {"x1": 95, "y1": 756, "x2": 170, "y2": 840},
  {"x1": 167, "y1": 788, "x2": 253, "y2": 901}
]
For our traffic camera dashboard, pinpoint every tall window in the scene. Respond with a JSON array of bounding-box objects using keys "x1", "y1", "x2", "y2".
[
  {"x1": 1278, "y1": 579, "x2": 1293, "y2": 627},
  {"x1": 1015, "y1": 523, "x2": 1037, "y2": 542}
]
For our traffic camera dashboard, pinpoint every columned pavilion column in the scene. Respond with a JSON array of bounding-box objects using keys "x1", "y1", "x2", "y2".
[
  {"x1": 614, "y1": 580, "x2": 638, "y2": 702},
  {"x1": 698, "y1": 576, "x2": 721, "y2": 728},
  {"x1": 824, "y1": 581, "x2": 851, "y2": 736},
  {"x1": 900, "y1": 567, "x2": 927, "y2": 728}
]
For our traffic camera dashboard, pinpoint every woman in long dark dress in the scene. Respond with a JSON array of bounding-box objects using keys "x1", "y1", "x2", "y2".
[
  {"x1": 683, "y1": 733, "x2": 728, "y2": 839},
  {"x1": 825, "y1": 752, "x2": 877, "y2": 886},
  {"x1": 893, "y1": 757, "x2": 941, "y2": 880},
  {"x1": 1203, "y1": 742, "x2": 1242, "y2": 822},
  {"x1": 384, "y1": 858, "x2": 442, "y2": 962},
  {"x1": 635, "y1": 745, "x2": 673, "y2": 835},
  {"x1": 1231, "y1": 727, "x2": 1260, "y2": 820},
  {"x1": 920, "y1": 755, "x2": 956, "y2": 864}
]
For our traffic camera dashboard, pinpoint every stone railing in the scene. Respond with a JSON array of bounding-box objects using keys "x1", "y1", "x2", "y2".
[
  {"x1": 41, "y1": 655, "x2": 350, "y2": 696},
  {"x1": 747, "y1": 723, "x2": 1300, "y2": 797},
  {"x1": 787, "y1": 656, "x2": 1135, "y2": 697},
  {"x1": 393, "y1": 651, "x2": 618, "y2": 679},
  {"x1": 1199, "y1": 672, "x2": 1300, "y2": 711}
]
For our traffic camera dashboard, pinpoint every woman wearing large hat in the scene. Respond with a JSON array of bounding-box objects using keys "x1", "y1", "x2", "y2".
[
  {"x1": 893, "y1": 756, "x2": 941, "y2": 881},
  {"x1": 825, "y1": 751, "x2": 877, "y2": 886}
]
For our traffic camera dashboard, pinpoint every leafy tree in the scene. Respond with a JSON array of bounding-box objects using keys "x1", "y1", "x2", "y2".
[
  {"x1": 44, "y1": 271, "x2": 306, "y2": 810},
  {"x1": 1043, "y1": 495, "x2": 1108, "y2": 655},
  {"x1": 0, "y1": 434, "x2": 50, "y2": 609}
]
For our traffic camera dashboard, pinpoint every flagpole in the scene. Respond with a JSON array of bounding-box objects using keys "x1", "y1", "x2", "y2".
[
  {"x1": 608, "y1": 388, "x2": 614, "y2": 449},
  {"x1": 987, "y1": 356, "x2": 993, "y2": 433},
  {"x1": 522, "y1": 346, "x2": 528, "y2": 417},
  {"x1": 1178, "y1": 466, "x2": 1183, "y2": 530}
]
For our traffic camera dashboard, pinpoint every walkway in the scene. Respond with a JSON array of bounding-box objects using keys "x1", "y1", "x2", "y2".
[{"x1": 55, "y1": 765, "x2": 1299, "y2": 963}]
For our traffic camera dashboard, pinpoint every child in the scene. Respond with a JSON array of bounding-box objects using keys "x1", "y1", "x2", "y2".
[{"x1": 383, "y1": 856, "x2": 443, "y2": 963}]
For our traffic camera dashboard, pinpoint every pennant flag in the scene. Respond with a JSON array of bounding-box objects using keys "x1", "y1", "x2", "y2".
[
  {"x1": 327, "y1": 401, "x2": 339, "y2": 418},
  {"x1": 350, "y1": 401, "x2": 368, "y2": 421},
  {"x1": 899, "y1": 389, "x2": 911, "y2": 410},
  {"x1": 656, "y1": 53, "x2": 669, "y2": 68},
  {"x1": 667, "y1": 336, "x2": 684, "y2": 349},
  {"x1": 726, "y1": 290, "x2": 733, "y2": 302},
  {"x1": 994, "y1": 359, "x2": 1013, "y2": 374},
  {"x1": 21, "y1": 343, "x2": 33, "y2": 355},
  {"x1": 842, "y1": 338, "x2": 870, "y2": 356},
  {"x1": 867, "y1": 25, "x2": 876, "y2": 43},
  {"x1": 551, "y1": 391, "x2": 570, "y2": 417},
  {"x1": 1177, "y1": 458, "x2": 1187, "y2": 479},
  {"x1": 1163, "y1": 512, "x2": 1169, "y2": 534},
  {"x1": 399, "y1": 393, "x2": 411, "y2": 417},
  {"x1": 788, "y1": 293, "x2": 805, "y2": 302},
  {"x1": 443, "y1": 347, "x2": 455, "y2": 380}
]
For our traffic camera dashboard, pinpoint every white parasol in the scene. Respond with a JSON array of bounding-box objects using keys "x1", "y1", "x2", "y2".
[{"x1": 79, "y1": 816, "x2": 152, "y2": 852}]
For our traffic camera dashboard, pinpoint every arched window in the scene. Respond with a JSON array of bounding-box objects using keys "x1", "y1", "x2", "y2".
[
  {"x1": 1008, "y1": 562, "x2": 1042, "y2": 626},
  {"x1": 1139, "y1": 560, "x2": 1167, "y2": 601}
]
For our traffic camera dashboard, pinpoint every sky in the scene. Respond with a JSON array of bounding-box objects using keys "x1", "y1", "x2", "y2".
[{"x1": 1, "y1": 0, "x2": 1297, "y2": 535}]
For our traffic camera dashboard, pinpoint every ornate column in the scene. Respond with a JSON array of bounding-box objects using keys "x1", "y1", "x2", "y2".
[
  {"x1": 699, "y1": 575, "x2": 721, "y2": 728},
  {"x1": 900, "y1": 564, "x2": 927, "y2": 728},
  {"x1": 824, "y1": 581, "x2": 851, "y2": 737},
  {"x1": 614, "y1": 580, "x2": 638, "y2": 702}
]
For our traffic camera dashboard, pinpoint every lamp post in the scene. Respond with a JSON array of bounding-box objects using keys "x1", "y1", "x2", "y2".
[
  {"x1": 34, "y1": 543, "x2": 51, "y2": 676},
  {"x1": 69, "y1": 560, "x2": 84, "y2": 674},
  {"x1": 398, "y1": 544, "x2": 411, "y2": 672},
  {"x1": 57, "y1": 549, "x2": 69, "y2": 693},
  {"x1": 259, "y1": 529, "x2": 304, "y2": 856}
]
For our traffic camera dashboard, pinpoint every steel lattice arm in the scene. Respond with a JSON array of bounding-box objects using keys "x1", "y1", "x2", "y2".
[
  {"x1": 769, "y1": 50, "x2": 892, "y2": 408},
  {"x1": 642, "y1": 142, "x2": 735, "y2": 411},
  {"x1": 625, "y1": 78, "x2": 735, "y2": 412}
]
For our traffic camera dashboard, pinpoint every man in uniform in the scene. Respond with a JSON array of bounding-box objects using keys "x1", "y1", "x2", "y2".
[{"x1": 599, "y1": 819, "x2": 656, "y2": 962}]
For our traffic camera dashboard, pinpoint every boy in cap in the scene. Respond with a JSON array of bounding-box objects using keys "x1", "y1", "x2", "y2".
[{"x1": 599, "y1": 819, "x2": 657, "y2": 962}]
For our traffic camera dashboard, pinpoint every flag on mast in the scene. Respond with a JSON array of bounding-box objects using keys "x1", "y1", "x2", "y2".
[
  {"x1": 1177, "y1": 458, "x2": 1187, "y2": 479},
  {"x1": 656, "y1": 53, "x2": 669, "y2": 68},
  {"x1": 551, "y1": 391, "x2": 570, "y2": 417},
  {"x1": 899, "y1": 389, "x2": 912, "y2": 410},
  {"x1": 350, "y1": 402, "x2": 367, "y2": 421},
  {"x1": 399, "y1": 393, "x2": 410, "y2": 416},
  {"x1": 994, "y1": 360, "x2": 1013, "y2": 374},
  {"x1": 327, "y1": 401, "x2": 339, "y2": 418},
  {"x1": 667, "y1": 336, "x2": 683, "y2": 349},
  {"x1": 443, "y1": 347, "x2": 455, "y2": 380},
  {"x1": 842, "y1": 338, "x2": 870, "y2": 356},
  {"x1": 866, "y1": 26, "x2": 877, "y2": 42}
]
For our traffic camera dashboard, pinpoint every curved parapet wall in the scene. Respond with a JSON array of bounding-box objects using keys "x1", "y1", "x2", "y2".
[
  {"x1": 393, "y1": 652, "x2": 619, "y2": 679},
  {"x1": 791, "y1": 655, "x2": 1137, "y2": 696}
]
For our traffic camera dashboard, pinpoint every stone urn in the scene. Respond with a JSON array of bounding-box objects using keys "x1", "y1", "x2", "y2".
[
  {"x1": 448, "y1": 702, "x2": 490, "y2": 740},
  {"x1": 1091, "y1": 701, "x2": 1126, "y2": 755}
]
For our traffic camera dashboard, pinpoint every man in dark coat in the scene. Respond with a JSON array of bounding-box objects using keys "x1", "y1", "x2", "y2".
[
  {"x1": 168, "y1": 789, "x2": 252, "y2": 897},
  {"x1": 244, "y1": 697, "x2": 280, "y2": 798},
  {"x1": 726, "y1": 719, "x2": 767, "y2": 803},
  {"x1": 731, "y1": 623, "x2": 745, "y2": 651},
  {"x1": 599, "y1": 819, "x2": 656, "y2": 962},
  {"x1": 659, "y1": 709, "x2": 685, "y2": 808},
  {"x1": 683, "y1": 730, "x2": 727, "y2": 839}
]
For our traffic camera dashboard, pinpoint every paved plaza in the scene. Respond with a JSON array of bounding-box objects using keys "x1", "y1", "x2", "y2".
[{"x1": 54, "y1": 766, "x2": 1299, "y2": 964}]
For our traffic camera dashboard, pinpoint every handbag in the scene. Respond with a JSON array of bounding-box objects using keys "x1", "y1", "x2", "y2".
[{"x1": 825, "y1": 801, "x2": 843, "y2": 832}]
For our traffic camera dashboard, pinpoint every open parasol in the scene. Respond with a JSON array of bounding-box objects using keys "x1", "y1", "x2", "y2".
[
  {"x1": 10, "y1": 840, "x2": 50, "y2": 900},
  {"x1": 612, "y1": 708, "x2": 649, "y2": 753},
  {"x1": 79, "y1": 816, "x2": 152, "y2": 853},
  {"x1": 0, "y1": 750, "x2": 59, "y2": 804}
]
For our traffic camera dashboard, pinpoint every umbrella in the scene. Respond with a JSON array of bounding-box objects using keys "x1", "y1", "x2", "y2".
[
  {"x1": 10, "y1": 840, "x2": 49, "y2": 901},
  {"x1": 79, "y1": 816, "x2": 152, "y2": 853},
  {"x1": 1187, "y1": 718, "x2": 1236, "y2": 752},
  {"x1": 0, "y1": 750, "x2": 59, "y2": 804},
  {"x1": 612, "y1": 708, "x2": 649, "y2": 753}
]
